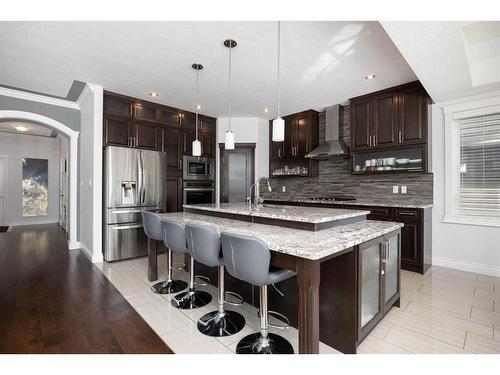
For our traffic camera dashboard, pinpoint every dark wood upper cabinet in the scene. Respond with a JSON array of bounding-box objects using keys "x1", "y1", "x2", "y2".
[
  {"x1": 181, "y1": 113, "x2": 196, "y2": 131},
  {"x1": 350, "y1": 81, "x2": 430, "y2": 152},
  {"x1": 200, "y1": 115, "x2": 216, "y2": 134},
  {"x1": 282, "y1": 117, "x2": 295, "y2": 158},
  {"x1": 134, "y1": 103, "x2": 157, "y2": 122},
  {"x1": 351, "y1": 98, "x2": 372, "y2": 151},
  {"x1": 295, "y1": 115, "x2": 309, "y2": 156},
  {"x1": 160, "y1": 109, "x2": 181, "y2": 128},
  {"x1": 268, "y1": 110, "x2": 319, "y2": 178},
  {"x1": 398, "y1": 84, "x2": 427, "y2": 145},
  {"x1": 183, "y1": 130, "x2": 196, "y2": 155},
  {"x1": 373, "y1": 91, "x2": 398, "y2": 148},
  {"x1": 104, "y1": 96, "x2": 131, "y2": 117},
  {"x1": 200, "y1": 132, "x2": 215, "y2": 157},
  {"x1": 104, "y1": 116, "x2": 132, "y2": 147},
  {"x1": 165, "y1": 127, "x2": 182, "y2": 171},
  {"x1": 135, "y1": 122, "x2": 160, "y2": 151}
]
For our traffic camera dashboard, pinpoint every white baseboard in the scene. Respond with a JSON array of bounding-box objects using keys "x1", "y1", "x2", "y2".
[
  {"x1": 76, "y1": 241, "x2": 104, "y2": 264},
  {"x1": 68, "y1": 240, "x2": 80, "y2": 250},
  {"x1": 432, "y1": 256, "x2": 500, "y2": 277}
]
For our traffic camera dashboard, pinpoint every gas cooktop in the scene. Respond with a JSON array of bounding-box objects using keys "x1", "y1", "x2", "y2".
[{"x1": 310, "y1": 195, "x2": 356, "y2": 202}]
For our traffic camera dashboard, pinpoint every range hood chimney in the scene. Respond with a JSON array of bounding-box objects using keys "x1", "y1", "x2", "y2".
[{"x1": 306, "y1": 104, "x2": 348, "y2": 159}]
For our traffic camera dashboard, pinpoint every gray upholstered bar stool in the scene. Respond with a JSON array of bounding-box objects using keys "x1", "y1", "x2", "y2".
[
  {"x1": 220, "y1": 232, "x2": 296, "y2": 354},
  {"x1": 163, "y1": 219, "x2": 212, "y2": 309},
  {"x1": 142, "y1": 211, "x2": 188, "y2": 294},
  {"x1": 185, "y1": 223, "x2": 246, "y2": 337}
]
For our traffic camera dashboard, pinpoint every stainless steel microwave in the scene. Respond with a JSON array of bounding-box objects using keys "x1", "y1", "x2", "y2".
[{"x1": 183, "y1": 156, "x2": 215, "y2": 181}]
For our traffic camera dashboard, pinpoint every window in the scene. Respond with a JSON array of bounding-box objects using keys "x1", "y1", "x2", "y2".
[{"x1": 456, "y1": 113, "x2": 500, "y2": 218}]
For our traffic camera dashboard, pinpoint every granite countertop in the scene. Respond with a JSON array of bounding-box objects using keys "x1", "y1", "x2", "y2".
[
  {"x1": 183, "y1": 203, "x2": 370, "y2": 224},
  {"x1": 160, "y1": 212, "x2": 403, "y2": 261},
  {"x1": 265, "y1": 198, "x2": 433, "y2": 209}
]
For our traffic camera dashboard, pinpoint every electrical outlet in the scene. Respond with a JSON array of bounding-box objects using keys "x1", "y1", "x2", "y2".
[
  {"x1": 401, "y1": 185, "x2": 407, "y2": 194},
  {"x1": 282, "y1": 186, "x2": 286, "y2": 193},
  {"x1": 392, "y1": 185, "x2": 399, "y2": 194}
]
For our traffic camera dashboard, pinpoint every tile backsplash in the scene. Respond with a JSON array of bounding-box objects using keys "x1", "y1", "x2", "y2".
[{"x1": 262, "y1": 107, "x2": 433, "y2": 206}]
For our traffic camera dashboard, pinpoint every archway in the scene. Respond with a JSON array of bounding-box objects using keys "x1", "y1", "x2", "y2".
[{"x1": 0, "y1": 110, "x2": 79, "y2": 250}]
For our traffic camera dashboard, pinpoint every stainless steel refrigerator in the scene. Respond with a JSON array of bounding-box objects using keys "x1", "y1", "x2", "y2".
[{"x1": 103, "y1": 146, "x2": 165, "y2": 261}]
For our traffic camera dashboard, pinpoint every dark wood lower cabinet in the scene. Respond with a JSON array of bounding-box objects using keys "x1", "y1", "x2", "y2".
[
  {"x1": 265, "y1": 200, "x2": 432, "y2": 274},
  {"x1": 193, "y1": 230, "x2": 400, "y2": 354},
  {"x1": 165, "y1": 176, "x2": 183, "y2": 213}
]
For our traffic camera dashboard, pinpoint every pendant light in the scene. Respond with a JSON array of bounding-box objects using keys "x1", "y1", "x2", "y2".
[
  {"x1": 192, "y1": 63, "x2": 203, "y2": 157},
  {"x1": 272, "y1": 21, "x2": 285, "y2": 142},
  {"x1": 224, "y1": 39, "x2": 237, "y2": 150}
]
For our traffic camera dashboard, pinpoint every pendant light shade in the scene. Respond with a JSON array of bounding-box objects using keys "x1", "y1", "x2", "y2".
[
  {"x1": 272, "y1": 21, "x2": 284, "y2": 143},
  {"x1": 224, "y1": 39, "x2": 237, "y2": 150},
  {"x1": 272, "y1": 117, "x2": 285, "y2": 142},
  {"x1": 192, "y1": 63, "x2": 203, "y2": 156},
  {"x1": 225, "y1": 130, "x2": 235, "y2": 150},
  {"x1": 192, "y1": 138, "x2": 202, "y2": 156}
]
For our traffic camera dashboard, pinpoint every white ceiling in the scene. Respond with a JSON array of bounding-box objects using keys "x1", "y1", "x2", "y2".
[
  {"x1": 0, "y1": 21, "x2": 416, "y2": 118},
  {"x1": 0, "y1": 121, "x2": 54, "y2": 137},
  {"x1": 381, "y1": 21, "x2": 500, "y2": 104}
]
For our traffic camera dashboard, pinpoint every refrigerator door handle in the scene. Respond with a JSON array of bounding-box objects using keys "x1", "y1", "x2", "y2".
[{"x1": 137, "y1": 151, "x2": 144, "y2": 207}]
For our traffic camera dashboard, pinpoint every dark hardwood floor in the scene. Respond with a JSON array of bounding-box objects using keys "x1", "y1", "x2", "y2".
[{"x1": 0, "y1": 224, "x2": 174, "y2": 354}]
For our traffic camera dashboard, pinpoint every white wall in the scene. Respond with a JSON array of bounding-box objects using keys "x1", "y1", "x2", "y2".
[
  {"x1": 77, "y1": 83, "x2": 103, "y2": 263},
  {"x1": 0, "y1": 132, "x2": 60, "y2": 226},
  {"x1": 431, "y1": 104, "x2": 500, "y2": 276},
  {"x1": 216, "y1": 117, "x2": 269, "y2": 202}
]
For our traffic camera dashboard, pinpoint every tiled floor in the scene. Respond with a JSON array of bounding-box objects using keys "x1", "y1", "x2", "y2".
[{"x1": 95, "y1": 255, "x2": 500, "y2": 354}]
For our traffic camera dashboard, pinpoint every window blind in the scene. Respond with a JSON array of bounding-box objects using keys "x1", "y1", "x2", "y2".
[{"x1": 457, "y1": 112, "x2": 500, "y2": 217}]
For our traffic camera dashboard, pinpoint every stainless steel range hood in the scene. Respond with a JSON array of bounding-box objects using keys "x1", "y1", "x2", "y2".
[{"x1": 306, "y1": 104, "x2": 348, "y2": 159}]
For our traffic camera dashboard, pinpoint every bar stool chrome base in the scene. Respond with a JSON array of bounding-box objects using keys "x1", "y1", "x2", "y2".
[
  {"x1": 236, "y1": 333, "x2": 294, "y2": 354},
  {"x1": 171, "y1": 290, "x2": 212, "y2": 309},
  {"x1": 197, "y1": 310, "x2": 245, "y2": 337},
  {"x1": 151, "y1": 279, "x2": 188, "y2": 294}
]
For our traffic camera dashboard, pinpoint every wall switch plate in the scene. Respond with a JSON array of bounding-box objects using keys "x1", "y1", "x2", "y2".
[
  {"x1": 401, "y1": 185, "x2": 407, "y2": 194},
  {"x1": 282, "y1": 186, "x2": 286, "y2": 193},
  {"x1": 392, "y1": 185, "x2": 399, "y2": 194}
]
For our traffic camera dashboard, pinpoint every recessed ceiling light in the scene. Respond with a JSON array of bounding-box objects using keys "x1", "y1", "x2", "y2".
[
  {"x1": 14, "y1": 125, "x2": 29, "y2": 132},
  {"x1": 195, "y1": 104, "x2": 203, "y2": 110},
  {"x1": 149, "y1": 92, "x2": 159, "y2": 97},
  {"x1": 263, "y1": 108, "x2": 270, "y2": 113},
  {"x1": 365, "y1": 74, "x2": 376, "y2": 80}
]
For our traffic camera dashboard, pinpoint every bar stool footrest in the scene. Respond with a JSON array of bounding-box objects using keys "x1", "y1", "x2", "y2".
[
  {"x1": 194, "y1": 275, "x2": 210, "y2": 286},
  {"x1": 257, "y1": 310, "x2": 290, "y2": 330},
  {"x1": 224, "y1": 291, "x2": 244, "y2": 306}
]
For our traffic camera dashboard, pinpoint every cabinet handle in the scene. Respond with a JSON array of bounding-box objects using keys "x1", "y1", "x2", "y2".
[
  {"x1": 369, "y1": 135, "x2": 372, "y2": 147},
  {"x1": 373, "y1": 134, "x2": 377, "y2": 146},
  {"x1": 278, "y1": 148, "x2": 282, "y2": 158},
  {"x1": 178, "y1": 160, "x2": 182, "y2": 170},
  {"x1": 398, "y1": 130, "x2": 402, "y2": 144},
  {"x1": 397, "y1": 210, "x2": 417, "y2": 217}
]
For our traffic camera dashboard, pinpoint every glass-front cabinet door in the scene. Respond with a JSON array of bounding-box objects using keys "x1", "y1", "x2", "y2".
[
  {"x1": 358, "y1": 237, "x2": 383, "y2": 339},
  {"x1": 384, "y1": 233, "x2": 400, "y2": 306}
]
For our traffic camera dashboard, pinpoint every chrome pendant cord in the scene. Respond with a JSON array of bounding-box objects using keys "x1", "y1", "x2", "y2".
[
  {"x1": 276, "y1": 21, "x2": 281, "y2": 119},
  {"x1": 195, "y1": 68, "x2": 199, "y2": 141},
  {"x1": 228, "y1": 43, "x2": 232, "y2": 132}
]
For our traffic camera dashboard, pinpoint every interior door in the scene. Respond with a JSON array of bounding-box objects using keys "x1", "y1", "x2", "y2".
[
  {"x1": 220, "y1": 145, "x2": 255, "y2": 203},
  {"x1": 140, "y1": 150, "x2": 165, "y2": 207},
  {"x1": 59, "y1": 156, "x2": 68, "y2": 231},
  {"x1": 0, "y1": 156, "x2": 7, "y2": 226}
]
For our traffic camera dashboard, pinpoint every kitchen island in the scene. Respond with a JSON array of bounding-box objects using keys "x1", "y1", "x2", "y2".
[{"x1": 152, "y1": 204, "x2": 403, "y2": 354}]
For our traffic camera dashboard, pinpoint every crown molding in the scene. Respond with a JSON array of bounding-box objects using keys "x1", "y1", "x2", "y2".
[{"x1": 0, "y1": 86, "x2": 80, "y2": 110}]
